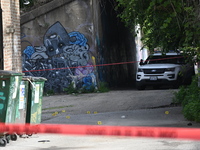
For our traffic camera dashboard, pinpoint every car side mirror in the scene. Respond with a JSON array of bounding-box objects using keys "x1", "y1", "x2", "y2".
[{"x1": 139, "y1": 59, "x2": 144, "y2": 65}]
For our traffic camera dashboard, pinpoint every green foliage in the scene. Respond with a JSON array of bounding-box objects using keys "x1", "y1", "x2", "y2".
[
  {"x1": 43, "y1": 89, "x2": 55, "y2": 96},
  {"x1": 116, "y1": 0, "x2": 200, "y2": 59},
  {"x1": 182, "y1": 76, "x2": 199, "y2": 107},
  {"x1": 80, "y1": 85, "x2": 96, "y2": 93},
  {"x1": 183, "y1": 101, "x2": 200, "y2": 122},
  {"x1": 63, "y1": 82, "x2": 110, "y2": 94},
  {"x1": 173, "y1": 75, "x2": 200, "y2": 122},
  {"x1": 97, "y1": 82, "x2": 110, "y2": 93},
  {"x1": 64, "y1": 83, "x2": 78, "y2": 94},
  {"x1": 80, "y1": 82, "x2": 110, "y2": 93},
  {"x1": 173, "y1": 86, "x2": 188, "y2": 104}
]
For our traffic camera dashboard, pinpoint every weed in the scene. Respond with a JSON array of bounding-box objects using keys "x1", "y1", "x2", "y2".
[
  {"x1": 43, "y1": 89, "x2": 55, "y2": 96},
  {"x1": 64, "y1": 83, "x2": 78, "y2": 94},
  {"x1": 97, "y1": 82, "x2": 109, "y2": 93},
  {"x1": 63, "y1": 82, "x2": 110, "y2": 94},
  {"x1": 80, "y1": 85, "x2": 96, "y2": 93}
]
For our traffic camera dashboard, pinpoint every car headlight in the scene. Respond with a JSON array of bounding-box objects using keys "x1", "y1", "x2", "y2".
[
  {"x1": 138, "y1": 68, "x2": 143, "y2": 72},
  {"x1": 165, "y1": 68, "x2": 175, "y2": 72}
]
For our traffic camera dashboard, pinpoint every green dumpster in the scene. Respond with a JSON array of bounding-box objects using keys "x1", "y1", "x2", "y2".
[
  {"x1": 0, "y1": 70, "x2": 23, "y2": 123},
  {"x1": 15, "y1": 77, "x2": 29, "y2": 124},
  {"x1": 26, "y1": 77, "x2": 46, "y2": 124}
]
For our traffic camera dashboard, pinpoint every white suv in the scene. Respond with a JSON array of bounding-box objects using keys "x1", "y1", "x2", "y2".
[{"x1": 136, "y1": 52, "x2": 195, "y2": 90}]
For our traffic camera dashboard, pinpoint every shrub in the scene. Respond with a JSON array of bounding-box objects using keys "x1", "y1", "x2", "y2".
[
  {"x1": 173, "y1": 86, "x2": 187, "y2": 104},
  {"x1": 182, "y1": 76, "x2": 199, "y2": 107},
  {"x1": 173, "y1": 75, "x2": 200, "y2": 122},
  {"x1": 173, "y1": 76, "x2": 199, "y2": 105},
  {"x1": 183, "y1": 101, "x2": 200, "y2": 122}
]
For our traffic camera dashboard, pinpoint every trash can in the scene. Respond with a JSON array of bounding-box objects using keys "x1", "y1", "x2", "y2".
[
  {"x1": 26, "y1": 77, "x2": 47, "y2": 124},
  {"x1": 0, "y1": 70, "x2": 23, "y2": 123},
  {"x1": 15, "y1": 77, "x2": 29, "y2": 124},
  {"x1": 0, "y1": 70, "x2": 23, "y2": 146}
]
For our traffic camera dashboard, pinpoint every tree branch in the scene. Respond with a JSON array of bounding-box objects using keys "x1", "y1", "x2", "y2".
[{"x1": 170, "y1": 0, "x2": 181, "y2": 30}]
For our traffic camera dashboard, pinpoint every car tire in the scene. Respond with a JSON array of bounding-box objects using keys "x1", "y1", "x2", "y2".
[{"x1": 173, "y1": 75, "x2": 182, "y2": 89}]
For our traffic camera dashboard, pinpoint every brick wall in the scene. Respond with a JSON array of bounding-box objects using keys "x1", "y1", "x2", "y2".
[{"x1": 1, "y1": 0, "x2": 22, "y2": 72}]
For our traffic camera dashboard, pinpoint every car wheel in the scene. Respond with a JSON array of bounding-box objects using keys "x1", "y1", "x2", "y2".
[
  {"x1": 173, "y1": 75, "x2": 182, "y2": 89},
  {"x1": 0, "y1": 139, "x2": 7, "y2": 147}
]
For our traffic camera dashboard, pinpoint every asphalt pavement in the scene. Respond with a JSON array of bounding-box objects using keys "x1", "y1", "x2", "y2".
[
  {"x1": 3, "y1": 89, "x2": 200, "y2": 149},
  {"x1": 41, "y1": 89, "x2": 200, "y2": 128},
  {"x1": 42, "y1": 106, "x2": 200, "y2": 128},
  {"x1": 4, "y1": 106, "x2": 200, "y2": 150}
]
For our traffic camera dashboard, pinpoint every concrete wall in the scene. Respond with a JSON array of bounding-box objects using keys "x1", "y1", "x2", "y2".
[
  {"x1": 1, "y1": 0, "x2": 21, "y2": 72},
  {"x1": 21, "y1": 0, "x2": 98, "y2": 93},
  {"x1": 96, "y1": 0, "x2": 137, "y2": 88},
  {"x1": 20, "y1": 0, "x2": 136, "y2": 92}
]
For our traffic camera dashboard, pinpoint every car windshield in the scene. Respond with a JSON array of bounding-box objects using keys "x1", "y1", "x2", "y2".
[{"x1": 146, "y1": 55, "x2": 185, "y2": 64}]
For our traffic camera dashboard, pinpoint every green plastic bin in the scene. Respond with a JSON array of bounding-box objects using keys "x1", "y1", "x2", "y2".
[
  {"x1": 0, "y1": 70, "x2": 23, "y2": 123},
  {"x1": 15, "y1": 77, "x2": 29, "y2": 124},
  {"x1": 26, "y1": 77, "x2": 46, "y2": 124}
]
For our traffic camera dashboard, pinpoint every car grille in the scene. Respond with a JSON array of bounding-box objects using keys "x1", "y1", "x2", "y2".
[{"x1": 143, "y1": 69, "x2": 165, "y2": 74}]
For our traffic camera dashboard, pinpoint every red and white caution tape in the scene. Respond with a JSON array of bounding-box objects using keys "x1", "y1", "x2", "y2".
[{"x1": 0, "y1": 123, "x2": 200, "y2": 141}]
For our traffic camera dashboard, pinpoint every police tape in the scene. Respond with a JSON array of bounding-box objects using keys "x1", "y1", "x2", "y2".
[
  {"x1": 0, "y1": 123, "x2": 200, "y2": 140},
  {"x1": 22, "y1": 56, "x2": 183, "y2": 73},
  {"x1": 22, "y1": 61, "x2": 138, "y2": 73}
]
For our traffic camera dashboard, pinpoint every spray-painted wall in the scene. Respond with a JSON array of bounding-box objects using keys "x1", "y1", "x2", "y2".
[
  {"x1": 21, "y1": 0, "x2": 97, "y2": 93},
  {"x1": 21, "y1": 0, "x2": 137, "y2": 92}
]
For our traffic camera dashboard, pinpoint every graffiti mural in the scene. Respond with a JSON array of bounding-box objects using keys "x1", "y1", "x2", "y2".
[{"x1": 22, "y1": 21, "x2": 97, "y2": 93}]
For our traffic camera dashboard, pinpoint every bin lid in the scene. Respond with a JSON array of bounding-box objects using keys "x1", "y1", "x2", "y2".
[
  {"x1": 23, "y1": 76, "x2": 47, "y2": 81},
  {"x1": 0, "y1": 70, "x2": 24, "y2": 76},
  {"x1": 22, "y1": 76, "x2": 32, "y2": 81}
]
